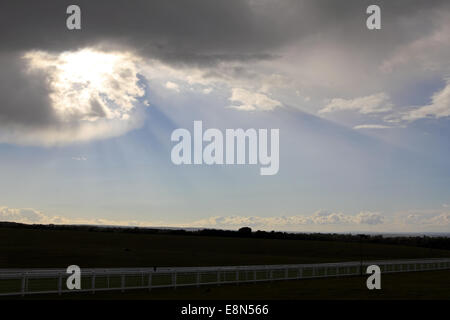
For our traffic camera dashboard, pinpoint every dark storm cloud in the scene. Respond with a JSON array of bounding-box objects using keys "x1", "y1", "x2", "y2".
[
  {"x1": 0, "y1": 0, "x2": 447, "y2": 66},
  {"x1": 0, "y1": 0, "x2": 289, "y2": 65},
  {"x1": 0, "y1": 53, "x2": 56, "y2": 127}
]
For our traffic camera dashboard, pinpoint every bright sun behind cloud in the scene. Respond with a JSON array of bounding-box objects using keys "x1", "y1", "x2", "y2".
[
  {"x1": 6, "y1": 48, "x2": 148, "y2": 146},
  {"x1": 24, "y1": 48, "x2": 144, "y2": 122}
]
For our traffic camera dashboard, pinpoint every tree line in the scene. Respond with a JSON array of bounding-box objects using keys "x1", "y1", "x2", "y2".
[{"x1": 1, "y1": 221, "x2": 449, "y2": 250}]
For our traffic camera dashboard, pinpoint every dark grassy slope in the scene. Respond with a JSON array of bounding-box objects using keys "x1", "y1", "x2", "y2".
[{"x1": 1, "y1": 227, "x2": 449, "y2": 268}]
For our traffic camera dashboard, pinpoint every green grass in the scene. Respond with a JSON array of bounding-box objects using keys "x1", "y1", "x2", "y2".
[
  {"x1": 12, "y1": 270, "x2": 450, "y2": 300},
  {"x1": 1, "y1": 227, "x2": 449, "y2": 268}
]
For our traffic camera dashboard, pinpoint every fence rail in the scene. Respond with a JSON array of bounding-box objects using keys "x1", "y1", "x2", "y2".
[{"x1": 1, "y1": 258, "x2": 449, "y2": 296}]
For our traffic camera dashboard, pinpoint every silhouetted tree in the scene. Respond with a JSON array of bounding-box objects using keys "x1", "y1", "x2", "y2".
[{"x1": 238, "y1": 227, "x2": 252, "y2": 236}]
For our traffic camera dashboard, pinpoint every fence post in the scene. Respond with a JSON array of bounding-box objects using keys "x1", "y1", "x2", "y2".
[
  {"x1": 58, "y1": 272, "x2": 62, "y2": 295},
  {"x1": 173, "y1": 272, "x2": 177, "y2": 289},
  {"x1": 92, "y1": 274, "x2": 96, "y2": 294},
  {"x1": 148, "y1": 272, "x2": 152, "y2": 292},
  {"x1": 21, "y1": 273, "x2": 27, "y2": 297},
  {"x1": 285, "y1": 268, "x2": 288, "y2": 279},
  {"x1": 121, "y1": 274, "x2": 125, "y2": 292}
]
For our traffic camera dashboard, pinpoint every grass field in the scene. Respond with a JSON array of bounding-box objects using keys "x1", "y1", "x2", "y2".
[
  {"x1": 1, "y1": 227, "x2": 449, "y2": 268},
  {"x1": 12, "y1": 270, "x2": 450, "y2": 300}
]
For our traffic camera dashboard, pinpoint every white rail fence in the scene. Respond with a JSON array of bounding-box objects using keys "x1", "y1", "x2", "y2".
[{"x1": 1, "y1": 258, "x2": 449, "y2": 297}]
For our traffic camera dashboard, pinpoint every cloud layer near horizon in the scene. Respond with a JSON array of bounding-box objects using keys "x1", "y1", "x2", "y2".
[{"x1": 2, "y1": 206, "x2": 449, "y2": 233}]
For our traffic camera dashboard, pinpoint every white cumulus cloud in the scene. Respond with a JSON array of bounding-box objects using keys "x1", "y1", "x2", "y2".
[
  {"x1": 319, "y1": 93, "x2": 393, "y2": 115},
  {"x1": 228, "y1": 88, "x2": 282, "y2": 111},
  {"x1": 402, "y1": 80, "x2": 450, "y2": 121},
  {"x1": 189, "y1": 210, "x2": 385, "y2": 230},
  {"x1": 353, "y1": 124, "x2": 392, "y2": 130},
  {"x1": 165, "y1": 81, "x2": 180, "y2": 92}
]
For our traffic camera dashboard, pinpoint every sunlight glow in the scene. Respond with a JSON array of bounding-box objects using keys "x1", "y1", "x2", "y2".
[{"x1": 24, "y1": 48, "x2": 144, "y2": 122}]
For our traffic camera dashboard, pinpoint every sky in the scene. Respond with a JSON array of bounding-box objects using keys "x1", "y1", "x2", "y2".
[{"x1": 0, "y1": 0, "x2": 449, "y2": 232}]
